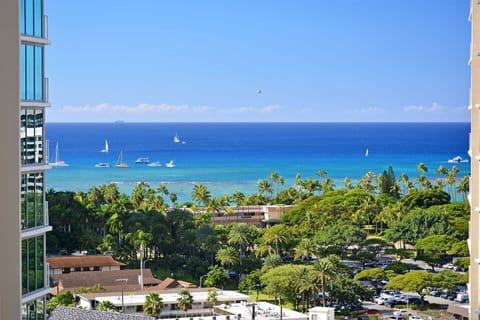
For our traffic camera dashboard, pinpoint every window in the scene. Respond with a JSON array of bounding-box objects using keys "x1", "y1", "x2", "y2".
[
  {"x1": 22, "y1": 236, "x2": 45, "y2": 295},
  {"x1": 20, "y1": 0, "x2": 43, "y2": 37},
  {"x1": 21, "y1": 172, "x2": 44, "y2": 229},
  {"x1": 20, "y1": 44, "x2": 44, "y2": 102},
  {"x1": 20, "y1": 108, "x2": 44, "y2": 165}
]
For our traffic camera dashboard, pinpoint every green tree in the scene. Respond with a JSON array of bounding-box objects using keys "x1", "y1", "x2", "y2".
[
  {"x1": 144, "y1": 292, "x2": 163, "y2": 317},
  {"x1": 46, "y1": 291, "x2": 77, "y2": 312},
  {"x1": 204, "y1": 265, "x2": 229, "y2": 288},
  {"x1": 385, "y1": 271, "x2": 433, "y2": 303},
  {"x1": 96, "y1": 300, "x2": 117, "y2": 312},
  {"x1": 353, "y1": 267, "x2": 389, "y2": 295}
]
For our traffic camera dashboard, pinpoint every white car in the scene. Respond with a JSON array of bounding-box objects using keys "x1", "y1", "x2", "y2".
[{"x1": 393, "y1": 310, "x2": 411, "y2": 316}]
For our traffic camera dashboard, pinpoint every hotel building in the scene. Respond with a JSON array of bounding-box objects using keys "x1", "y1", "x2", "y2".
[
  {"x1": 472, "y1": 0, "x2": 480, "y2": 319},
  {"x1": 0, "y1": 0, "x2": 52, "y2": 318}
]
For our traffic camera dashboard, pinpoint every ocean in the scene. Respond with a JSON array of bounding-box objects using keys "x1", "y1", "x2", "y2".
[{"x1": 46, "y1": 122, "x2": 471, "y2": 203}]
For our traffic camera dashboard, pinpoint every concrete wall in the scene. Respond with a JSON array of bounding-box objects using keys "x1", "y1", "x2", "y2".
[{"x1": 0, "y1": 0, "x2": 21, "y2": 319}]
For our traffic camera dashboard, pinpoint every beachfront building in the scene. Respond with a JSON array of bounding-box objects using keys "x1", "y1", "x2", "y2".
[
  {"x1": 0, "y1": 0, "x2": 51, "y2": 319},
  {"x1": 196, "y1": 205, "x2": 293, "y2": 227},
  {"x1": 471, "y1": 1, "x2": 480, "y2": 319}
]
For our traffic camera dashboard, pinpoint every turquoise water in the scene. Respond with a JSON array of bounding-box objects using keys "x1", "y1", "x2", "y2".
[{"x1": 46, "y1": 122, "x2": 470, "y2": 203}]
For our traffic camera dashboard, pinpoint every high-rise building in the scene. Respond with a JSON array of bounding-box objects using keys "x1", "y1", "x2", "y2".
[
  {"x1": 19, "y1": 0, "x2": 53, "y2": 318},
  {"x1": 471, "y1": 1, "x2": 480, "y2": 319},
  {"x1": 0, "y1": 0, "x2": 52, "y2": 319}
]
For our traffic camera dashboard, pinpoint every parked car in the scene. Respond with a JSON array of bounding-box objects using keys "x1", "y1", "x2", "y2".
[
  {"x1": 393, "y1": 310, "x2": 411, "y2": 317},
  {"x1": 409, "y1": 316, "x2": 422, "y2": 320}
]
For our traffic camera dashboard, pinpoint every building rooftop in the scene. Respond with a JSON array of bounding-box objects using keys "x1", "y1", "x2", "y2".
[
  {"x1": 51, "y1": 269, "x2": 161, "y2": 293},
  {"x1": 47, "y1": 255, "x2": 126, "y2": 269},
  {"x1": 48, "y1": 306, "x2": 156, "y2": 320}
]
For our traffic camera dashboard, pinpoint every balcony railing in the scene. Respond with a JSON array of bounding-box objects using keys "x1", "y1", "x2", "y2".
[
  {"x1": 43, "y1": 14, "x2": 48, "y2": 39},
  {"x1": 43, "y1": 77, "x2": 49, "y2": 103}
]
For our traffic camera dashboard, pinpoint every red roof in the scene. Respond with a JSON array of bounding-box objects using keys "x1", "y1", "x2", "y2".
[{"x1": 47, "y1": 255, "x2": 125, "y2": 269}]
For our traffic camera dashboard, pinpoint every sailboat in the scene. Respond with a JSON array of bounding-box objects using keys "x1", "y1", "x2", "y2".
[
  {"x1": 50, "y1": 142, "x2": 69, "y2": 167},
  {"x1": 115, "y1": 150, "x2": 129, "y2": 168},
  {"x1": 101, "y1": 139, "x2": 109, "y2": 153},
  {"x1": 173, "y1": 133, "x2": 180, "y2": 143},
  {"x1": 365, "y1": 148, "x2": 369, "y2": 157}
]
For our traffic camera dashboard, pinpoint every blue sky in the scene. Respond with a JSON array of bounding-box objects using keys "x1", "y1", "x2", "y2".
[{"x1": 45, "y1": 1, "x2": 471, "y2": 122}]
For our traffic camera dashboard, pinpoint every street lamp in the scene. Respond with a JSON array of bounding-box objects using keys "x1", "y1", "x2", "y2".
[
  {"x1": 140, "y1": 258, "x2": 153, "y2": 290},
  {"x1": 199, "y1": 274, "x2": 208, "y2": 288},
  {"x1": 116, "y1": 278, "x2": 128, "y2": 312}
]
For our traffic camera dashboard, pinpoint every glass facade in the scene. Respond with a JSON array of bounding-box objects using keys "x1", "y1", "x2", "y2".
[
  {"x1": 21, "y1": 298, "x2": 45, "y2": 320},
  {"x1": 20, "y1": 0, "x2": 43, "y2": 38},
  {"x1": 20, "y1": 0, "x2": 49, "y2": 318},
  {"x1": 20, "y1": 108, "x2": 44, "y2": 165},
  {"x1": 21, "y1": 172, "x2": 45, "y2": 230},
  {"x1": 21, "y1": 235, "x2": 45, "y2": 295},
  {"x1": 20, "y1": 44, "x2": 44, "y2": 101}
]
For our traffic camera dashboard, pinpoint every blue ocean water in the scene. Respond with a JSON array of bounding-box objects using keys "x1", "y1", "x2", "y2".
[{"x1": 46, "y1": 122, "x2": 471, "y2": 203}]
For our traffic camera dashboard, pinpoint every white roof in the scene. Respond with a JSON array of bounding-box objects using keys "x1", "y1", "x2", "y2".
[{"x1": 217, "y1": 302, "x2": 308, "y2": 320}]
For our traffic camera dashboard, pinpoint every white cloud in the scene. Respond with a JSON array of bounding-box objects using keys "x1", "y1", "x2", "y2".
[{"x1": 404, "y1": 102, "x2": 443, "y2": 113}]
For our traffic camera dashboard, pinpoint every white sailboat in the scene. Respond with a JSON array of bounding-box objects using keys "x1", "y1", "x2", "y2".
[
  {"x1": 166, "y1": 160, "x2": 176, "y2": 168},
  {"x1": 101, "y1": 139, "x2": 109, "y2": 153},
  {"x1": 115, "y1": 150, "x2": 129, "y2": 168},
  {"x1": 50, "y1": 142, "x2": 69, "y2": 167},
  {"x1": 173, "y1": 133, "x2": 180, "y2": 143}
]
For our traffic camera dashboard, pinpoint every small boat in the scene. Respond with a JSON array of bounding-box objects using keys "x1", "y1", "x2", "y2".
[
  {"x1": 101, "y1": 139, "x2": 109, "y2": 153},
  {"x1": 448, "y1": 156, "x2": 468, "y2": 163},
  {"x1": 365, "y1": 148, "x2": 369, "y2": 157},
  {"x1": 50, "y1": 142, "x2": 69, "y2": 167},
  {"x1": 135, "y1": 157, "x2": 150, "y2": 164},
  {"x1": 174, "y1": 133, "x2": 181, "y2": 143},
  {"x1": 115, "y1": 150, "x2": 129, "y2": 168},
  {"x1": 166, "y1": 160, "x2": 176, "y2": 168},
  {"x1": 147, "y1": 161, "x2": 162, "y2": 167},
  {"x1": 95, "y1": 162, "x2": 111, "y2": 168}
]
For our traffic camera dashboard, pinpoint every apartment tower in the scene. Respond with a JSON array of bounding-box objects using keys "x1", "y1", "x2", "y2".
[
  {"x1": 0, "y1": 0, "x2": 52, "y2": 319},
  {"x1": 471, "y1": 0, "x2": 480, "y2": 319}
]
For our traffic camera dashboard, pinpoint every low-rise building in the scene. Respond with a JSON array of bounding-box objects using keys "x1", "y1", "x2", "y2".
[
  {"x1": 197, "y1": 205, "x2": 293, "y2": 227},
  {"x1": 47, "y1": 254, "x2": 126, "y2": 275},
  {"x1": 77, "y1": 287, "x2": 249, "y2": 317}
]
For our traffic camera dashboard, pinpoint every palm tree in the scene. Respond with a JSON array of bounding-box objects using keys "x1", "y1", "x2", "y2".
[
  {"x1": 228, "y1": 223, "x2": 254, "y2": 275},
  {"x1": 144, "y1": 292, "x2": 163, "y2": 318},
  {"x1": 294, "y1": 238, "x2": 317, "y2": 262},
  {"x1": 311, "y1": 258, "x2": 334, "y2": 306},
  {"x1": 263, "y1": 224, "x2": 289, "y2": 255},
  {"x1": 177, "y1": 289, "x2": 193, "y2": 317},
  {"x1": 215, "y1": 247, "x2": 239, "y2": 269},
  {"x1": 206, "y1": 289, "x2": 219, "y2": 314},
  {"x1": 191, "y1": 184, "x2": 211, "y2": 207},
  {"x1": 457, "y1": 175, "x2": 469, "y2": 201},
  {"x1": 254, "y1": 238, "x2": 275, "y2": 258},
  {"x1": 257, "y1": 179, "x2": 273, "y2": 199}
]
